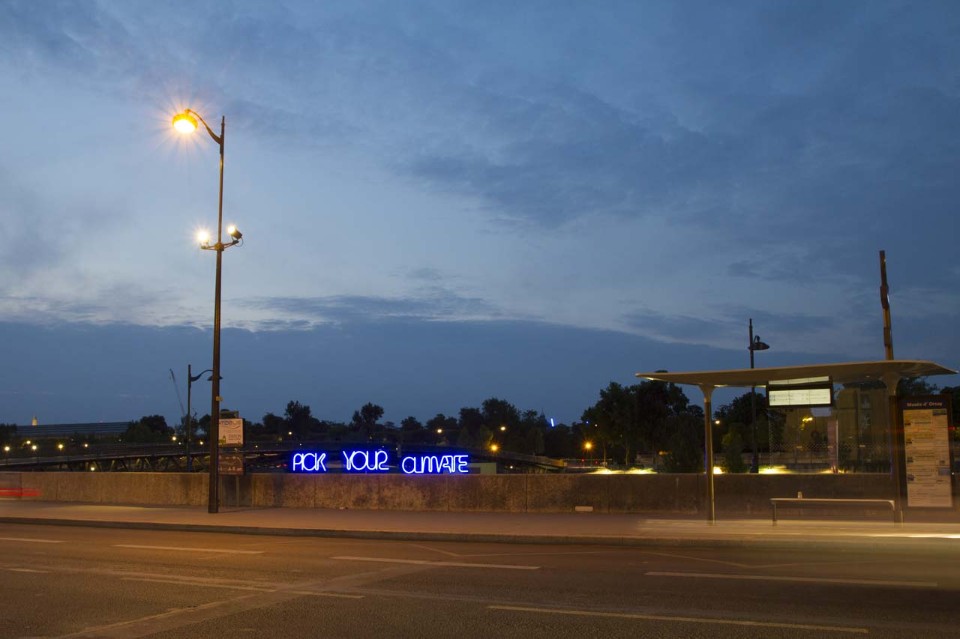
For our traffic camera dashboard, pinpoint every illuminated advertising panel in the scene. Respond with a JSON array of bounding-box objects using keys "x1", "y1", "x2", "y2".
[
  {"x1": 766, "y1": 383, "x2": 834, "y2": 408},
  {"x1": 290, "y1": 449, "x2": 470, "y2": 475}
]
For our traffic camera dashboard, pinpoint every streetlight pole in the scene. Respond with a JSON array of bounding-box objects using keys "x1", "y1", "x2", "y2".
[
  {"x1": 173, "y1": 109, "x2": 243, "y2": 514},
  {"x1": 748, "y1": 319, "x2": 770, "y2": 472},
  {"x1": 186, "y1": 364, "x2": 213, "y2": 472}
]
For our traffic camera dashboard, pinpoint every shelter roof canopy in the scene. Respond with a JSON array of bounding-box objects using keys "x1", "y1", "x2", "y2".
[{"x1": 635, "y1": 360, "x2": 956, "y2": 389}]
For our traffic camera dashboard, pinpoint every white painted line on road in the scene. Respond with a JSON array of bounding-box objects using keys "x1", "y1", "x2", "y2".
[
  {"x1": 332, "y1": 556, "x2": 540, "y2": 570},
  {"x1": 122, "y1": 577, "x2": 275, "y2": 592},
  {"x1": 120, "y1": 577, "x2": 364, "y2": 599},
  {"x1": 0, "y1": 537, "x2": 64, "y2": 544},
  {"x1": 8, "y1": 568, "x2": 50, "y2": 573},
  {"x1": 488, "y1": 605, "x2": 869, "y2": 634},
  {"x1": 289, "y1": 590, "x2": 365, "y2": 599},
  {"x1": 647, "y1": 571, "x2": 938, "y2": 588},
  {"x1": 113, "y1": 545, "x2": 264, "y2": 555}
]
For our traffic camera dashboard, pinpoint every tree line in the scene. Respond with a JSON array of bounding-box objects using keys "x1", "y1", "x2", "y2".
[{"x1": 4, "y1": 379, "x2": 956, "y2": 473}]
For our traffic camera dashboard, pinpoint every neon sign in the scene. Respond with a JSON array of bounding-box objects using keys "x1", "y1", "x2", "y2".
[
  {"x1": 290, "y1": 450, "x2": 469, "y2": 474},
  {"x1": 343, "y1": 450, "x2": 389, "y2": 472},
  {"x1": 401, "y1": 454, "x2": 468, "y2": 475},
  {"x1": 291, "y1": 452, "x2": 326, "y2": 472}
]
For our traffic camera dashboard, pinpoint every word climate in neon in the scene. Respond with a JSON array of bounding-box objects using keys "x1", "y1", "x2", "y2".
[{"x1": 401, "y1": 454, "x2": 468, "y2": 475}]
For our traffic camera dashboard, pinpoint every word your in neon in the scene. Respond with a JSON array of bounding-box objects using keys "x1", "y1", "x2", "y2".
[
  {"x1": 343, "y1": 449, "x2": 389, "y2": 472},
  {"x1": 401, "y1": 454, "x2": 468, "y2": 475},
  {"x1": 291, "y1": 452, "x2": 326, "y2": 473}
]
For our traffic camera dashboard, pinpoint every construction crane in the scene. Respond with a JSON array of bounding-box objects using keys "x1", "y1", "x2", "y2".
[{"x1": 169, "y1": 369, "x2": 186, "y2": 421}]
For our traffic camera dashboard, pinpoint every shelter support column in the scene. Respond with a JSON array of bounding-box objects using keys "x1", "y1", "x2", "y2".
[
  {"x1": 882, "y1": 372, "x2": 905, "y2": 523},
  {"x1": 700, "y1": 384, "x2": 716, "y2": 524}
]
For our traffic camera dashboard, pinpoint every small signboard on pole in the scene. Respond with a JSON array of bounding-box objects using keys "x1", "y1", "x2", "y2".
[
  {"x1": 219, "y1": 418, "x2": 244, "y2": 446},
  {"x1": 219, "y1": 452, "x2": 245, "y2": 476}
]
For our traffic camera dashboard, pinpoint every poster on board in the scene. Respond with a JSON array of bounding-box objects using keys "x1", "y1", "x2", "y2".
[
  {"x1": 219, "y1": 418, "x2": 244, "y2": 447},
  {"x1": 901, "y1": 396, "x2": 953, "y2": 508}
]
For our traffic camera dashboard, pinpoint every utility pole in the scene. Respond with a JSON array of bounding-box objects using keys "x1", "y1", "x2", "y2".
[
  {"x1": 879, "y1": 250, "x2": 894, "y2": 361},
  {"x1": 879, "y1": 250, "x2": 904, "y2": 521}
]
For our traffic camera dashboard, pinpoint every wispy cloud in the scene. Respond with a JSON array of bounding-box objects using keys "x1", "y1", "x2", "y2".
[{"x1": 242, "y1": 289, "x2": 499, "y2": 326}]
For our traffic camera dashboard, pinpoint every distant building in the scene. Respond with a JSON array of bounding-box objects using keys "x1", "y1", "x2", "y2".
[{"x1": 22, "y1": 422, "x2": 129, "y2": 438}]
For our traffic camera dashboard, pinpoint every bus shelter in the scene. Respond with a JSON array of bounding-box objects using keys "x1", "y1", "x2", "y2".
[{"x1": 636, "y1": 360, "x2": 956, "y2": 523}]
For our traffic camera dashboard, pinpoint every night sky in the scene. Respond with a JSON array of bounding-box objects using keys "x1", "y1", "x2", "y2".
[{"x1": 1, "y1": 1, "x2": 957, "y2": 427}]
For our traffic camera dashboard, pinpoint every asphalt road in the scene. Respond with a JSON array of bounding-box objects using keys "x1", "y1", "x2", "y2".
[{"x1": 1, "y1": 522, "x2": 957, "y2": 638}]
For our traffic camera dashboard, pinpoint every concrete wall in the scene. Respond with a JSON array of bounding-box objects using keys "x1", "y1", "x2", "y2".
[{"x1": 4, "y1": 471, "x2": 948, "y2": 516}]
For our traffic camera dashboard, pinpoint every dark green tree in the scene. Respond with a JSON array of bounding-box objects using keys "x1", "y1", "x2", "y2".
[
  {"x1": 481, "y1": 398, "x2": 520, "y2": 431},
  {"x1": 260, "y1": 412, "x2": 285, "y2": 437},
  {"x1": 426, "y1": 413, "x2": 458, "y2": 445},
  {"x1": 543, "y1": 423, "x2": 576, "y2": 458},
  {"x1": 457, "y1": 407, "x2": 488, "y2": 449},
  {"x1": 721, "y1": 430, "x2": 749, "y2": 473},
  {"x1": 899, "y1": 377, "x2": 938, "y2": 396},
  {"x1": 519, "y1": 409, "x2": 548, "y2": 455},
  {"x1": 661, "y1": 412, "x2": 704, "y2": 472},
  {"x1": 284, "y1": 401, "x2": 315, "y2": 440},
  {"x1": 400, "y1": 416, "x2": 423, "y2": 432},
  {"x1": 123, "y1": 415, "x2": 172, "y2": 443},
  {"x1": 584, "y1": 382, "x2": 638, "y2": 466},
  {"x1": 351, "y1": 403, "x2": 384, "y2": 440}
]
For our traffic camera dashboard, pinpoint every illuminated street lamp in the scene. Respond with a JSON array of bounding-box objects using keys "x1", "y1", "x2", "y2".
[
  {"x1": 748, "y1": 318, "x2": 770, "y2": 472},
  {"x1": 173, "y1": 108, "x2": 243, "y2": 514}
]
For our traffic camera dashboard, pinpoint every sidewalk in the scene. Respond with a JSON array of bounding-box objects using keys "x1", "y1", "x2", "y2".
[{"x1": 2, "y1": 501, "x2": 960, "y2": 551}]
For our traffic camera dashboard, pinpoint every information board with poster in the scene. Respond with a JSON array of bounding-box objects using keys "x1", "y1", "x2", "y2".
[
  {"x1": 219, "y1": 452, "x2": 245, "y2": 476},
  {"x1": 901, "y1": 396, "x2": 954, "y2": 508},
  {"x1": 219, "y1": 418, "x2": 244, "y2": 446}
]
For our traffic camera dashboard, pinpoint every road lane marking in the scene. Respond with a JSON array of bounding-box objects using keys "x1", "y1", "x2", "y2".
[
  {"x1": 407, "y1": 544, "x2": 463, "y2": 558},
  {"x1": 488, "y1": 605, "x2": 869, "y2": 634},
  {"x1": 647, "y1": 571, "x2": 938, "y2": 588},
  {"x1": 332, "y1": 556, "x2": 540, "y2": 570},
  {"x1": 121, "y1": 577, "x2": 364, "y2": 599},
  {"x1": 113, "y1": 544, "x2": 264, "y2": 555},
  {"x1": 122, "y1": 577, "x2": 276, "y2": 592},
  {"x1": 288, "y1": 590, "x2": 364, "y2": 599},
  {"x1": 0, "y1": 536, "x2": 64, "y2": 544},
  {"x1": 8, "y1": 568, "x2": 50, "y2": 573}
]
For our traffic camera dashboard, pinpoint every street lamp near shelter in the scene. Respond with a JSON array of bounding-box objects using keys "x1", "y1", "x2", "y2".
[
  {"x1": 173, "y1": 108, "x2": 243, "y2": 514},
  {"x1": 748, "y1": 318, "x2": 770, "y2": 472}
]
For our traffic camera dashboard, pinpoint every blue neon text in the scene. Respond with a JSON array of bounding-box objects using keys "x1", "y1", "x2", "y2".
[
  {"x1": 400, "y1": 454, "x2": 469, "y2": 475},
  {"x1": 343, "y1": 449, "x2": 389, "y2": 472},
  {"x1": 291, "y1": 452, "x2": 327, "y2": 473},
  {"x1": 290, "y1": 450, "x2": 470, "y2": 474}
]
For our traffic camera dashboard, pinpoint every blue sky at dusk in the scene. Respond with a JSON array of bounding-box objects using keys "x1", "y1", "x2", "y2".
[{"x1": 1, "y1": 1, "x2": 958, "y2": 427}]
